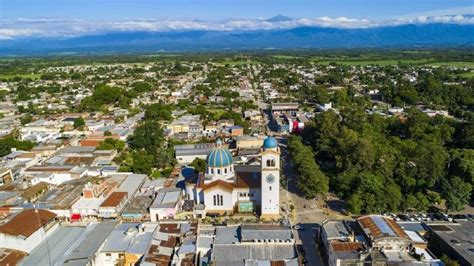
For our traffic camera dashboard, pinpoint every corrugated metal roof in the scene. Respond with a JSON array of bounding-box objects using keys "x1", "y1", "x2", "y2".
[
  {"x1": 212, "y1": 244, "x2": 296, "y2": 262},
  {"x1": 101, "y1": 223, "x2": 156, "y2": 254},
  {"x1": 0, "y1": 209, "x2": 56, "y2": 238},
  {"x1": 215, "y1": 226, "x2": 240, "y2": 244},
  {"x1": 241, "y1": 225, "x2": 292, "y2": 241},
  {"x1": 150, "y1": 188, "x2": 181, "y2": 209},
  {"x1": 21, "y1": 226, "x2": 85, "y2": 266},
  {"x1": 117, "y1": 174, "x2": 147, "y2": 194},
  {"x1": 62, "y1": 221, "x2": 118, "y2": 266}
]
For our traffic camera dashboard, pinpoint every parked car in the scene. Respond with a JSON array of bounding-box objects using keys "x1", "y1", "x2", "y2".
[
  {"x1": 432, "y1": 213, "x2": 444, "y2": 221},
  {"x1": 441, "y1": 213, "x2": 453, "y2": 222},
  {"x1": 406, "y1": 214, "x2": 416, "y2": 221},
  {"x1": 398, "y1": 214, "x2": 409, "y2": 221},
  {"x1": 452, "y1": 214, "x2": 469, "y2": 222},
  {"x1": 420, "y1": 213, "x2": 431, "y2": 222}
]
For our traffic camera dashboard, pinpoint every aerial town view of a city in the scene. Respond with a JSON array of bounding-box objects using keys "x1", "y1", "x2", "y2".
[{"x1": 0, "y1": 0, "x2": 473, "y2": 265}]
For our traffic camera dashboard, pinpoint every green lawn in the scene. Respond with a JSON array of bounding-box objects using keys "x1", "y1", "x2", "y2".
[
  {"x1": 0, "y1": 73, "x2": 41, "y2": 80},
  {"x1": 428, "y1": 62, "x2": 474, "y2": 68},
  {"x1": 314, "y1": 59, "x2": 433, "y2": 66},
  {"x1": 312, "y1": 59, "x2": 474, "y2": 68},
  {"x1": 458, "y1": 72, "x2": 474, "y2": 79},
  {"x1": 272, "y1": 55, "x2": 300, "y2": 60}
]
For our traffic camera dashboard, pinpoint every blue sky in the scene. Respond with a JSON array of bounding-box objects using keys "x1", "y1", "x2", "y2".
[
  {"x1": 0, "y1": 0, "x2": 472, "y2": 39},
  {"x1": 1, "y1": 0, "x2": 472, "y2": 20}
]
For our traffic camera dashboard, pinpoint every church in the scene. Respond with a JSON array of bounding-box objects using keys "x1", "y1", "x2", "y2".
[{"x1": 185, "y1": 137, "x2": 281, "y2": 219}]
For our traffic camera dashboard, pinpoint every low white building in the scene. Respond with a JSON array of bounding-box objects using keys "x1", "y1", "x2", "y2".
[
  {"x1": 0, "y1": 209, "x2": 58, "y2": 253},
  {"x1": 150, "y1": 187, "x2": 182, "y2": 221}
]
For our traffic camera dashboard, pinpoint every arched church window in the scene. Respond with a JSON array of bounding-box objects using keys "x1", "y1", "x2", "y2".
[
  {"x1": 217, "y1": 169, "x2": 221, "y2": 174},
  {"x1": 224, "y1": 168, "x2": 227, "y2": 174},
  {"x1": 267, "y1": 159, "x2": 275, "y2": 167}
]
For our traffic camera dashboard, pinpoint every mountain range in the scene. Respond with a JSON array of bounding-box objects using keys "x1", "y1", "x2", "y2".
[{"x1": 0, "y1": 22, "x2": 473, "y2": 55}]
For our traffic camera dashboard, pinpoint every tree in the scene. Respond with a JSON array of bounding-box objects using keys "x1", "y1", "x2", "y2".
[
  {"x1": 442, "y1": 176, "x2": 472, "y2": 212},
  {"x1": 0, "y1": 137, "x2": 34, "y2": 157},
  {"x1": 190, "y1": 158, "x2": 206, "y2": 173},
  {"x1": 130, "y1": 151, "x2": 153, "y2": 175},
  {"x1": 128, "y1": 120, "x2": 165, "y2": 155},
  {"x1": 97, "y1": 138, "x2": 125, "y2": 151},
  {"x1": 73, "y1": 117, "x2": 85, "y2": 129},
  {"x1": 144, "y1": 103, "x2": 173, "y2": 121},
  {"x1": 288, "y1": 136, "x2": 329, "y2": 198},
  {"x1": 440, "y1": 255, "x2": 460, "y2": 266},
  {"x1": 20, "y1": 114, "x2": 33, "y2": 125},
  {"x1": 449, "y1": 149, "x2": 474, "y2": 185}
]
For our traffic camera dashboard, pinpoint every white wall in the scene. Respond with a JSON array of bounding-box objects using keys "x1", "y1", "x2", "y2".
[
  {"x1": 204, "y1": 188, "x2": 233, "y2": 212},
  {"x1": 176, "y1": 154, "x2": 207, "y2": 165},
  {"x1": 261, "y1": 149, "x2": 280, "y2": 216},
  {"x1": 150, "y1": 206, "x2": 179, "y2": 222},
  {"x1": 0, "y1": 222, "x2": 59, "y2": 253},
  {"x1": 31, "y1": 173, "x2": 72, "y2": 185}
]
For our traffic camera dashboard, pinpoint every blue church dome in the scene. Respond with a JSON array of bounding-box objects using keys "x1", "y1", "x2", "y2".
[
  {"x1": 263, "y1": 137, "x2": 278, "y2": 149},
  {"x1": 206, "y1": 140, "x2": 233, "y2": 167}
]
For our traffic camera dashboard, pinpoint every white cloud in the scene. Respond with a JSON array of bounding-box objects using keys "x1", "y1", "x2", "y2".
[{"x1": 0, "y1": 14, "x2": 472, "y2": 40}]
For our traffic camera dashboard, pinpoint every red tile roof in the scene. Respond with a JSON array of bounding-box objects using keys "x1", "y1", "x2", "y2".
[{"x1": 197, "y1": 173, "x2": 261, "y2": 191}]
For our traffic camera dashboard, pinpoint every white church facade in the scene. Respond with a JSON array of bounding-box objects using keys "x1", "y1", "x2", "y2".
[{"x1": 185, "y1": 137, "x2": 281, "y2": 219}]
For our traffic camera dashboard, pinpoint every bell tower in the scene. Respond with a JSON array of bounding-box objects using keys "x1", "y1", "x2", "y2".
[{"x1": 260, "y1": 137, "x2": 281, "y2": 219}]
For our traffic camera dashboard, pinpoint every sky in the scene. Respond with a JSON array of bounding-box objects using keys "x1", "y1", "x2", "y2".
[
  {"x1": 1, "y1": 0, "x2": 472, "y2": 20},
  {"x1": 0, "y1": 0, "x2": 473, "y2": 39}
]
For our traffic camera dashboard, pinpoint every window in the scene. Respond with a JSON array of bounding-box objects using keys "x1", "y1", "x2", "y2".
[
  {"x1": 213, "y1": 195, "x2": 217, "y2": 206},
  {"x1": 224, "y1": 168, "x2": 227, "y2": 174},
  {"x1": 211, "y1": 168, "x2": 214, "y2": 174},
  {"x1": 269, "y1": 186, "x2": 272, "y2": 191},
  {"x1": 217, "y1": 169, "x2": 221, "y2": 174},
  {"x1": 266, "y1": 159, "x2": 275, "y2": 167},
  {"x1": 220, "y1": 195, "x2": 223, "y2": 206}
]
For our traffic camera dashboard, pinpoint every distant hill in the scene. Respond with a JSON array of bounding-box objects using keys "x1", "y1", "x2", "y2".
[
  {"x1": 0, "y1": 23, "x2": 473, "y2": 55},
  {"x1": 264, "y1": 15, "x2": 294, "y2": 22}
]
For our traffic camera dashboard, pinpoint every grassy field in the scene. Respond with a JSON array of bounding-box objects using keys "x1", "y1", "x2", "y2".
[
  {"x1": 208, "y1": 108, "x2": 227, "y2": 117},
  {"x1": 271, "y1": 55, "x2": 301, "y2": 60},
  {"x1": 313, "y1": 59, "x2": 433, "y2": 66},
  {"x1": 0, "y1": 73, "x2": 41, "y2": 80},
  {"x1": 312, "y1": 59, "x2": 474, "y2": 68},
  {"x1": 428, "y1": 62, "x2": 474, "y2": 68},
  {"x1": 458, "y1": 72, "x2": 474, "y2": 79}
]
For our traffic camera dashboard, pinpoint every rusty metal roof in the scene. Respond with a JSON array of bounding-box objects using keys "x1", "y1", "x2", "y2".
[
  {"x1": 99, "y1": 192, "x2": 128, "y2": 207},
  {"x1": 0, "y1": 209, "x2": 56, "y2": 238},
  {"x1": 358, "y1": 215, "x2": 408, "y2": 239}
]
